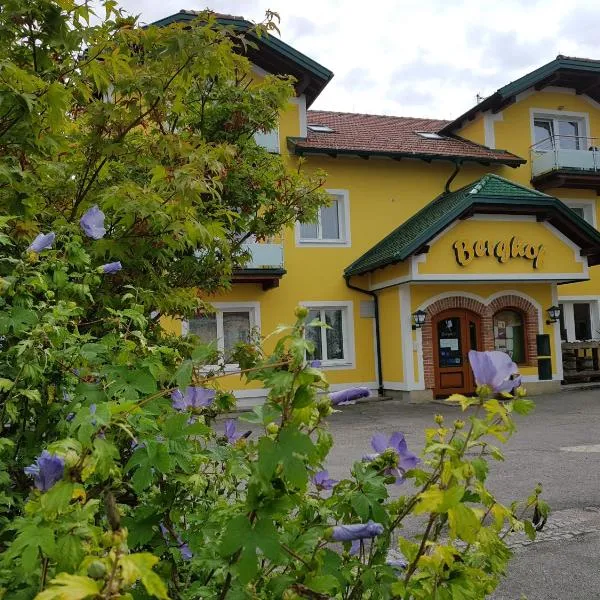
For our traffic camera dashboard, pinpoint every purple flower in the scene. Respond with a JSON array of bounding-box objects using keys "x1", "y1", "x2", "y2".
[
  {"x1": 24, "y1": 450, "x2": 64, "y2": 492},
  {"x1": 387, "y1": 557, "x2": 407, "y2": 570},
  {"x1": 310, "y1": 359, "x2": 322, "y2": 368},
  {"x1": 368, "y1": 432, "x2": 419, "y2": 484},
  {"x1": 66, "y1": 412, "x2": 75, "y2": 422},
  {"x1": 90, "y1": 403, "x2": 97, "y2": 426},
  {"x1": 330, "y1": 387, "x2": 370, "y2": 406},
  {"x1": 312, "y1": 470, "x2": 338, "y2": 491},
  {"x1": 100, "y1": 261, "x2": 122, "y2": 274},
  {"x1": 178, "y1": 542, "x2": 193, "y2": 561},
  {"x1": 80, "y1": 205, "x2": 106, "y2": 240},
  {"x1": 224, "y1": 419, "x2": 242, "y2": 444},
  {"x1": 468, "y1": 350, "x2": 521, "y2": 393},
  {"x1": 331, "y1": 521, "x2": 384, "y2": 542},
  {"x1": 171, "y1": 387, "x2": 215, "y2": 411},
  {"x1": 350, "y1": 539, "x2": 361, "y2": 555},
  {"x1": 28, "y1": 232, "x2": 55, "y2": 253}
]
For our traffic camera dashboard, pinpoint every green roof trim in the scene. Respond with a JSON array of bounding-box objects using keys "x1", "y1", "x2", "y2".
[
  {"x1": 150, "y1": 11, "x2": 333, "y2": 106},
  {"x1": 441, "y1": 55, "x2": 600, "y2": 134},
  {"x1": 344, "y1": 174, "x2": 600, "y2": 277}
]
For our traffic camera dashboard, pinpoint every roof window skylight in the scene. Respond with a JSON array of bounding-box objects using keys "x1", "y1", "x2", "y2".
[
  {"x1": 308, "y1": 124, "x2": 334, "y2": 133},
  {"x1": 417, "y1": 132, "x2": 444, "y2": 139}
]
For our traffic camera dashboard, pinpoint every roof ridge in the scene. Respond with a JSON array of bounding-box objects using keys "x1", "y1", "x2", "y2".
[
  {"x1": 307, "y1": 109, "x2": 450, "y2": 124},
  {"x1": 479, "y1": 173, "x2": 550, "y2": 196}
]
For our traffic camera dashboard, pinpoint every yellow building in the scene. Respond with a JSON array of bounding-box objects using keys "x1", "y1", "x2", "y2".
[{"x1": 157, "y1": 12, "x2": 600, "y2": 402}]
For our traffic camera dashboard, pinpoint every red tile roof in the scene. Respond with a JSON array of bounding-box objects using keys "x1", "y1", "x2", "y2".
[{"x1": 289, "y1": 110, "x2": 525, "y2": 165}]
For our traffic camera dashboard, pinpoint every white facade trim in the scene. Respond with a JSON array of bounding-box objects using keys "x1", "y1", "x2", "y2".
[
  {"x1": 299, "y1": 300, "x2": 356, "y2": 369},
  {"x1": 551, "y1": 284, "x2": 564, "y2": 380},
  {"x1": 483, "y1": 111, "x2": 504, "y2": 148},
  {"x1": 399, "y1": 284, "x2": 420, "y2": 389},
  {"x1": 295, "y1": 189, "x2": 351, "y2": 248},
  {"x1": 561, "y1": 198, "x2": 597, "y2": 228},
  {"x1": 290, "y1": 95, "x2": 308, "y2": 137},
  {"x1": 468, "y1": 214, "x2": 536, "y2": 222}
]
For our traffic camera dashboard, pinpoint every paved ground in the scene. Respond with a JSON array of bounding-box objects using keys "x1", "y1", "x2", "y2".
[{"x1": 324, "y1": 388, "x2": 600, "y2": 599}]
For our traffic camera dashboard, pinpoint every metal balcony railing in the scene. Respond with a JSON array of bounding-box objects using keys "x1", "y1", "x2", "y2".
[
  {"x1": 242, "y1": 242, "x2": 284, "y2": 269},
  {"x1": 530, "y1": 135, "x2": 600, "y2": 178}
]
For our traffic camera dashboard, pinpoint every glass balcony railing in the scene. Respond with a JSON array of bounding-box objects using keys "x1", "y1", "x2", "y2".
[
  {"x1": 241, "y1": 242, "x2": 284, "y2": 270},
  {"x1": 530, "y1": 135, "x2": 600, "y2": 178}
]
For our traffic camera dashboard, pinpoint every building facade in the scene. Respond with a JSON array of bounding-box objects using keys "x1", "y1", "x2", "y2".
[{"x1": 158, "y1": 12, "x2": 600, "y2": 401}]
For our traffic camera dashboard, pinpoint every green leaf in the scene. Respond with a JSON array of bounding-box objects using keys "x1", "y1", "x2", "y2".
[
  {"x1": 41, "y1": 482, "x2": 74, "y2": 515},
  {"x1": 471, "y1": 458, "x2": 489, "y2": 483},
  {"x1": 292, "y1": 385, "x2": 313, "y2": 408},
  {"x1": 35, "y1": 574, "x2": 100, "y2": 600},
  {"x1": 351, "y1": 493, "x2": 370, "y2": 521},
  {"x1": 56, "y1": 536, "x2": 85, "y2": 572},
  {"x1": 175, "y1": 360, "x2": 193, "y2": 388},
  {"x1": 414, "y1": 485, "x2": 465, "y2": 514},
  {"x1": 524, "y1": 520, "x2": 536, "y2": 541},
  {"x1": 304, "y1": 574, "x2": 340, "y2": 594},
  {"x1": 512, "y1": 398, "x2": 535, "y2": 415},
  {"x1": 448, "y1": 504, "x2": 481, "y2": 543},
  {"x1": 120, "y1": 553, "x2": 168, "y2": 599},
  {"x1": 235, "y1": 545, "x2": 258, "y2": 585},
  {"x1": 253, "y1": 519, "x2": 283, "y2": 561},
  {"x1": 220, "y1": 515, "x2": 251, "y2": 556}
]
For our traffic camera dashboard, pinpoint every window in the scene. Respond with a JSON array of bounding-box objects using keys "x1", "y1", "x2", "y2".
[
  {"x1": 533, "y1": 115, "x2": 585, "y2": 151},
  {"x1": 302, "y1": 303, "x2": 354, "y2": 367},
  {"x1": 185, "y1": 304, "x2": 259, "y2": 365},
  {"x1": 574, "y1": 303, "x2": 592, "y2": 340},
  {"x1": 417, "y1": 132, "x2": 444, "y2": 140},
  {"x1": 493, "y1": 310, "x2": 526, "y2": 364},
  {"x1": 559, "y1": 303, "x2": 568, "y2": 342},
  {"x1": 254, "y1": 127, "x2": 279, "y2": 153},
  {"x1": 307, "y1": 124, "x2": 334, "y2": 133},
  {"x1": 563, "y1": 201, "x2": 596, "y2": 228},
  {"x1": 297, "y1": 190, "x2": 350, "y2": 246}
]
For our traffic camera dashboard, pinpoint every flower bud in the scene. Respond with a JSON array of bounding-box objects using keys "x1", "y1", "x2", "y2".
[
  {"x1": 266, "y1": 422, "x2": 279, "y2": 435},
  {"x1": 87, "y1": 561, "x2": 107, "y2": 580},
  {"x1": 434, "y1": 414, "x2": 444, "y2": 425},
  {"x1": 454, "y1": 419, "x2": 465, "y2": 430},
  {"x1": 294, "y1": 306, "x2": 309, "y2": 319}
]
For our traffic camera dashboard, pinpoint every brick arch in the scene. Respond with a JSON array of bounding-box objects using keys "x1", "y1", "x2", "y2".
[
  {"x1": 420, "y1": 294, "x2": 539, "y2": 390},
  {"x1": 488, "y1": 295, "x2": 540, "y2": 368},
  {"x1": 421, "y1": 296, "x2": 491, "y2": 390}
]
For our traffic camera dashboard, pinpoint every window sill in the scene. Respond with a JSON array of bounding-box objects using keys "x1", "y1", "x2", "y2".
[
  {"x1": 319, "y1": 361, "x2": 355, "y2": 370},
  {"x1": 297, "y1": 239, "x2": 351, "y2": 247}
]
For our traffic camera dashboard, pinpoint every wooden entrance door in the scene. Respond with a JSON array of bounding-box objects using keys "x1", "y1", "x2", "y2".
[{"x1": 432, "y1": 309, "x2": 482, "y2": 397}]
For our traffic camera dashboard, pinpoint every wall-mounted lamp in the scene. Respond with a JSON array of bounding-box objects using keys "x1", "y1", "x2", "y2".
[
  {"x1": 412, "y1": 309, "x2": 427, "y2": 330},
  {"x1": 546, "y1": 305, "x2": 562, "y2": 325}
]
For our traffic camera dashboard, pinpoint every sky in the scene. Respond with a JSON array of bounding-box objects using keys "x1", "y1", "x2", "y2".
[{"x1": 115, "y1": 0, "x2": 600, "y2": 120}]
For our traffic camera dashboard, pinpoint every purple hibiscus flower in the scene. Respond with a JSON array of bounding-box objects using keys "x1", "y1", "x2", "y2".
[
  {"x1": 28, "y1": 232, "x2": 55, "y2": 253},
  {"x1": 80, "y1": 205, "x2": 106, "y2": 240},
  {"x1": 312, "y1": 470, "x2": 338, "y2": 491},
  {"x1": 468, "y1": 350, "x2": 521, "y2": 393},
  {"x1": 309, "y1": 359, "x2": 322, "y2": 368},
  {"x1": 331, "y1": 520, "x2": 384, "y2": 542},
  {"x1": 330, "y1": 387, "x2": 370, "y2": 406},
  {"x1": 366, "y1": 432, "x2": 419, "y2": 484},
  {"x1": 171, "y1": 386, "x2": 215, "y2": 411},
  {"x1": 159, "y1": 522, "x2": 193, "y2": 560},
  {"x1": 224, "y1": 419, "x2": 242, "y2": 444},
  {"x1": 90, "y1": 403, "x2": 97, "y2": 426},
  {"x1": 24, "y1": 450, "x2": 64, "y2": 492},
  {"x1": 100, "y1": 261, "x2": 122, "y2": 274}
]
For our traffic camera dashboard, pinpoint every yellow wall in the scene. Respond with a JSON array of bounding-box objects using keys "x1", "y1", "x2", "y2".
[
  {"x1": 457, "y1": 116, "x2": 485, "y2": 146},
  {"x1": 418, "y1": 218, "x2": 587, "y2": 277},
  {"x1": 377, "y1": 286, "x2": 403, "y2": 383}
]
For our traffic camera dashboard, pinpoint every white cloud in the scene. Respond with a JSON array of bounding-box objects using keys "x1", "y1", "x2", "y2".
[{"x1": 115, "y1": 0, "x2": 600, "y2": 119}]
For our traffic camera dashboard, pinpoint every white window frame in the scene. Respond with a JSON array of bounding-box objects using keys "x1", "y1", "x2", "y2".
[
  {"x1": 295, "y1": 189, "x2": 351, "y2": 247},
  {"x1": 253, "y1": 126, "x2": 280, "y2": 154},
  {"x1": 530, "y1": 109, "x2": 590, "y2": 150},
  {"x1": 300, "y1": 301, "x2": 355, "y2": 369},
  {"x1": 558, "y1": 297, "x2": 600, "y2": 341},
  {"x1": 182, "y1": 302, "x2": 261, "y2": 370},
  {"x1": 562, "y1": 199, "x2": 597, "y2": 228}
]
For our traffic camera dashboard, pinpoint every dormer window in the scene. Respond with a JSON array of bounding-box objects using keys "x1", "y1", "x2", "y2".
[
  {"x1": 307, "y1": 124, "x2": 334, "y2": 133},
  {"x1": 417, "y1": 132, "x2": 444, "y2": 140}
]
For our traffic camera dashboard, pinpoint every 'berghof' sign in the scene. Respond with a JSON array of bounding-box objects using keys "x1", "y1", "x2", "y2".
[{"x1": 453, "y1": 237, "x2": 546, "y2": 269}]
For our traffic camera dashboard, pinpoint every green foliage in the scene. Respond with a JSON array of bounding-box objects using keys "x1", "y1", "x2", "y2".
[{"x1": 0, "y1": 1, "x2": 546, "y2": 599}]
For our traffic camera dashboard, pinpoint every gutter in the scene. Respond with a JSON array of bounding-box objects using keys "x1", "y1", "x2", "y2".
[{"x1": 344, "y1": 275, "x2": 384, "y2": 397}]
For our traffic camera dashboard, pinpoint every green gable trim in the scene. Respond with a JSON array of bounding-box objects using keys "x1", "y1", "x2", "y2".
[
  {"x1": 440, "y1": 55, "x2": 600, "y2": 134},
  {"x1": 344, "y1": 174, "x2": 600, "y2": 277},
  {"x1": 287, "y1": 138, "x2": 526, "y2": 166},
  {"x1": 150, "y1": 11, "x2": 333, "y2": 105}
]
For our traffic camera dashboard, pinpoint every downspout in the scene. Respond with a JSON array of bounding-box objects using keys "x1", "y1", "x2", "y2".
[
  {"x1": 444, "y1": 160, "x2": 462, "y2": 193},
  {"x1": 345, "y1": 275, "x2": 385, "y2": 397}
]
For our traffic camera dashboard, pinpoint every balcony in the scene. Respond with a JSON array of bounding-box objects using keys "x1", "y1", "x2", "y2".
[
  {"x1": 233, "y1": 242, "x2": 286, "y2": 290},
  {"x1": 530, "y1": 135, "x2": 600, "y2": 191}
]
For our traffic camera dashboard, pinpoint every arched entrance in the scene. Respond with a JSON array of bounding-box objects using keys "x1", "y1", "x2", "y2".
[{"x1": 432, "y1": 309, "x2": 482, "y2": 397}]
